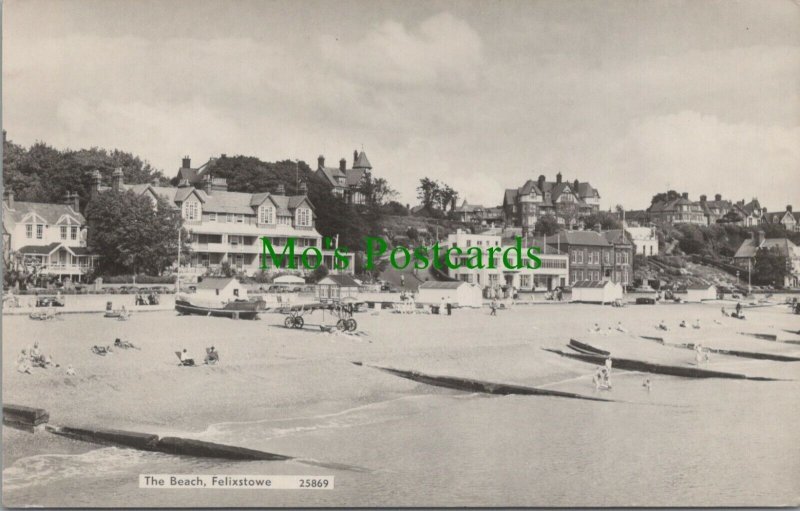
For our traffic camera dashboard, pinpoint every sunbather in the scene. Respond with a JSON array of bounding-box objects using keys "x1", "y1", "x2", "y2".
[{"x1": 204, "y1": 346, "x2": 220, "y2": 365}]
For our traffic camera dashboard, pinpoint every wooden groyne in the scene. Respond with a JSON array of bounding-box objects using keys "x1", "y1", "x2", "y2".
[
  {"x1": 353, "y1": 362, "x2": 614, "y2": 402},
  {"x1": 543, "y1": 348, "x2": 782, "y2": 381},
  {"x1": 3, "y1": 405, "x2": 50, "y2": 432},
  {"x1": 637, "y1": 336, "x2": 800, "y2": 362},
  {"x1": 740, "y1": 332, "x2": 800, "y2": 345}
]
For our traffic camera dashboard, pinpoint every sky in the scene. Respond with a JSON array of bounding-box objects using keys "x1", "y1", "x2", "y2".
[{"x1": 3, "y1": 0, "x2": 799, "y2": 211}]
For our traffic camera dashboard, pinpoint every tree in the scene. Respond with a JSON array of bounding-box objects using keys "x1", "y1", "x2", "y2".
[
  {"x1": 416, "y1": 178, "x2": 440, "y2": 210},
  {"x1": 535, "y1": 215, "x2": 563, "y2": 236},
  {"x1": 582, "y1": 212, "x2": 622, "y2": 231},
  {"x1": 752, "y1": 246, "x2": 787, "y2": 286},
  {"x1": 438, "y1": 184, "x2": 459, "y2": 212},
  {"x1": 85, "y1": 191, "x2": 189, "y2": 275},
  {"x1": 359, "y1": 175, "x2": 397, "y2": 208},
  {"x1": 307, "y1": 264, "x2": 329, "y2": 284},
  {"x1": 651, "y1": 190, "x2": 681, "y2": 205}
]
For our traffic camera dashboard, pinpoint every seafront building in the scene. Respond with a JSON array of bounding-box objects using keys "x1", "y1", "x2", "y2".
[
  {"x1": 502, "y1": 173, "x2": 601, "y2": 233},
  {"x1": 443, "y1": 229, "x2": 569, "y2": 292},
  {"x1": 548, "y1": 230, "x2": 634, "y2": 286},
  {"x1": 2, "y1": 189, "x2": 99, "y2": 282},
  {"x1": 90, "y1": 163, "x2": 353, "y2": 278},
  {"x1": 766, "y1": 205, "x2": 799, "y2": 232},
  {"x1": 624, "y1": 225, "x2": 659, "y2": 257},
  {"x1": 733, "y1": 231, "x2": 800, "y2": 287},
  {"x1": 453, "y1": 200, "x2": 504, "y2": 226}
]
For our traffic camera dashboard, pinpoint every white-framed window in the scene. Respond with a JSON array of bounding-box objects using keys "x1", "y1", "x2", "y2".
[
  {"x1": 71, "y1": 226, "x2": 78, "y2": 240},
  {"x1": 183, "y1": 200, "x2": 200, "y2": 221},
  {"x1": 36, "y1": 225, "x2": 43, "y2": 239},
  {"x1": 209, "y1": 212, "x2": 217, "y2": 222},
  {"x1": 60, "y1": 226, "x2": 67, "y2": 240},
  {"x1": 259, "y1": 205, "x2": 274, "y2": 224},
  {"x1": 296, "y1": 207, "x2": 311, "y2": 227},
  {"x1": 236, "y1": 214, "x2": 244, "y2": 224},
  {"x1": 26, "y1": 224, "x2": 33, "y2": 238}
]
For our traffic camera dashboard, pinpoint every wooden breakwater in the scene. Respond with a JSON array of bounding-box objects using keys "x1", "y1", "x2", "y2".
[{"x1": 353, "y1": 362, "x2": 614, "y2": 402}]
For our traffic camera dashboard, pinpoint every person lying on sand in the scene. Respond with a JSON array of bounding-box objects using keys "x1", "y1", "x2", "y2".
[
  {"x1": 589, "y1": 323, "x2": 602, "y2": 333},
  {"x1": 679, "y1": 320, "x2": 687, "y2": 328},
  {"x1": 616, "y1": 321, "x2": 628, "y2": 333},
  {"x1": 178, "y1": 349, "x2": 196, "y2": 366},
  {"x1": 113, "y1": 338, "x2": 139, "y2": 350},
  {"x1": 91, "y1": 345, "x2": 113, "y2": 356},
  {"x1": 657, "y1": 321, "x2": 668, "y2": 331},
  {"x1": 692, "y1": 319, "x2": 701, "y2": 329}
]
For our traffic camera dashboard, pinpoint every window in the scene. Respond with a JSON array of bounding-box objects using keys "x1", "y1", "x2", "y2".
[
  {"x1": 604, "y1": 251, "x2": 610, "y2": 264},
  {"x1": 184, "y1": 200, "x2": 200, "y2": 221},
  {"x1": 577, "y1": 251, "x2": 584, "y2": 264},
  {"x1": 236, "y1": 214, "x2": 244, "y2": 224},
  {"x1": 209, "y1": 213, "x2": 217, "y2": 222},
  {"x1": 60, "y1": 226, "x2": 67, "y2": 240},
  {"x1": 296, "y1": 208, "x2": 311, "y2": 227},
  {"x1": 71, "y1": 226, "x2": 78, "y2": 240},
  {"x1": 26, "y1": 225, "x2": 32, "y2": 238},
  {"x1": 227, "y1": 214, "x2": 234, "y2": 223},
  {"x1": 36, "y1": 225, "x2": 43, "y2": 239},
  {"x1": 258, "y1": 205, "x2": 274, "y2": 224}
]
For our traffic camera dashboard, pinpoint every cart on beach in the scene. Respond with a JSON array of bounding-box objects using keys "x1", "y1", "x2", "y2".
[{"x1": 278, "y1": 298, "x2": 363, "y2": 332}]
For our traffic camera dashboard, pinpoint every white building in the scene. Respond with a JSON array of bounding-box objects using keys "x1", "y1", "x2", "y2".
[
  {"x1": 444, "y1": 230, "x2": 569, "y2": 292},
  {"x1": 2, "y1": 190, "x2": 99, "y2": 282},
  {"x1": 571, "y1": 280, "x2": 623, "y2": 304},
  {"x1": 92, "y1": 160, "x2": 353, "y2": 277},
  {"x1": 683, "y1": 284, "x2": 717, "y2": 302},
  {"x1": 625, "y1": 226, "x2": 659, "y2": 257},
  {"x1": 417, "y1": 280, "x2": 483, "y2": 308}
]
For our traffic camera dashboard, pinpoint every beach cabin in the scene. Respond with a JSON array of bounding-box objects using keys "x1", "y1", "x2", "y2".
[
  {"x1": 194, "y1": 277, "x2": 247, "y2": 301},
  {"x1": 317, "y1": 274, "x2": 360, "y2": 302},
  {"x1": 684, "y1": 284, "x2": 717, "y2": 302},
  {"x1": 571, "y1": 280, "x2": 623, "y2": 304},
  {"x1": 272, "y1": 275, "x2": 306, "y2": 288},
  {"x1": 417, "y1": 281, "x2": 482, "y2": 308}
]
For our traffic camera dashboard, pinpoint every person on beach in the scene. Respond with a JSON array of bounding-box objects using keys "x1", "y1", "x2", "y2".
[
  {"x1": 29, "y1": 341, "x2": 41, "y2": 359},
  {"x1": 179, "y1": 349, "x2": 195, "y2": 366},
  {"x1": 679, "y1": 320, "x2": 687, "y2": 328},
  {"x1": 16, "y1": 350, "x2": 32, "y2": 374},
  {"x1": 616, "y1": 321, "x2": 628, "y2": 333},
  {"x1": 589, "y1": 323, "x2": 601, "y2": 333},
  {"x1": 205, "y1": 346, "x2": 220, "y2": 365},
  {"x1": 490, "y1": 299, "x2": 498, "y2": 316},
  {"x1": 692, "y1": 319, "x2": 701, "y2": 329},
  {"x1": 642, "y1": 378, "x2": 651, "y2": 391},
  {"x1": 694, "y1": 343, "x2": 709, "y2": 364},
  {"x1": 721, "y1": 306, "x2": 729, "y2": 317},
  {"x1": 604, "y1": 357, "x2": 612, "y2": 376},
  {"x1": 735, "y1": 302, "x2": 742, "y2": 315},
  {"x1": 114, "y1": 338, "x2": 139, "y2": 350},
  {"x1": 658, "y1": 321, "x2": 668, "y2": 331}
]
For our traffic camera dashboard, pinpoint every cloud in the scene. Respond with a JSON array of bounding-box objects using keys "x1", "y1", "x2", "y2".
[{"x1": 319, "y1": 12, "x2": 484, "y2": 92}]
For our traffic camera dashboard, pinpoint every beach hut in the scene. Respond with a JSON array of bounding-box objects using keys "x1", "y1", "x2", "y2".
[
  {"x1": 317, "y1": 274, "x2": 360, "y2": 302},
  {"x1": 417, "y1": 281, "x2": 482, "y2": 308},
  {"x1": 194, "y1": 277, "x2": 247, "y2": 301},
  {"x1": 570, "y1": 280, "x2": 623, "y2": 304},
  {"x1": 273, "y1": 275, "x2": 305, "y2": 285},
  {"x1": 684, "y1": 283, "x2": 717, "y2": 302}
]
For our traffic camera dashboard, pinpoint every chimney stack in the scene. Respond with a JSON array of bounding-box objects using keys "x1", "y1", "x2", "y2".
[
  {"x1": 787, "y1": 205, "x2": 793, "y2": 212},
  {"x1": 276, "y1": 183, "x2": 285, "y2": 195},
  {"x1": 182, "y1": 156, "x2": 191, "y2": 169},
  {"x1": 112, "y1": 167, "x2": 124, "y2": 192},
  {"x1": 715, "y1": 193, "x2": 722, "y2": 201},
  {"x1": 700, "y1": 194, "x2": 707, "y2": 203},
  {"x1": 353, "y1": 150, "x2": 358, "y2": 164},
  {"x1": 556, "y1": 172, "x2": 562, "y2": 184},
  {"x1": 72, "y1": 192, "x2": 80, "y2": 212},
  {"x1": 317, "y1": 155, "x2": 325, "y2": 170},
  {"x1": 573, "y1": 179, "x2": 579, "y2": 191},
  {"x1": 201, "y1": 174, "x2": 213, "y2": 195},
  {"x1": 63, "y1": 190, "x2": 73, "y2": 206},
  {"x1": 3, "y1": 188, "x2": 14, "y2": 209},
  {"x1": 537, "y1": 174, "x2": 545, "y2": 190},
  {"x1": 681, "y1": 192, "x2": 689, "y2": 199},
  {"x1": 339, "y1": 158, "x2": 346, "y2": 172},
  {"x1": 299, "y1": 181, "x2": 308, "y2": 195}
]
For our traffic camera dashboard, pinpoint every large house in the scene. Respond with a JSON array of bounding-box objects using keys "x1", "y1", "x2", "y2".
[
  {"x1": 548, "y1": 230, "x2": 634, "y2": 286},
  {"x1": 503, "y1": 173, "x2": 600, "y2": 233},
  {"x1": 648, "y1": 192, "x2": 765, "y2": 227},
  {"x1": 2, "y1": 189, "x2": 99, "y2": 282},
  {"x1": 733, "y1": 231, "x2": 800, "y2": 287},
  {"x1": 625, "y1": 225, "x2": 659, "y2": 257},
  {"x1": 766, "y1": 206, "x2": 799, "y2": 232},
  {"x1": 444, "y1": 229, "x2": 569, "y2": 292},
  {"x1": 90, "y1": 160, "x2": 352, "y2": 277},
  {"x1": 647, "y1": 193, "x2": 707, "y2": 225},
  {"x1": 315, "y1": 150, "x2": 372, "y2": 205},
  {"x1": 453, "y1": 200, "x2": 504, "y2": 226}
]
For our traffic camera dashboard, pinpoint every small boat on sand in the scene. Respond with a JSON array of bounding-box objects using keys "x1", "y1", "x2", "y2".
[{"x1": 174, "y1": 298, "x2": 262, "y2": 320}]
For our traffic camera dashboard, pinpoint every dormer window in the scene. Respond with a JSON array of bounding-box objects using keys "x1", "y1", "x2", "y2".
[
  {"x1": 183, "y1": 199, "x2": 200, "y2": 221},
  {"x1": 296, "y1": 207, "x2": 311, "y2": 227},
  {"x1": 258, "y1": 205, "x2": 274, "y2": 224}
]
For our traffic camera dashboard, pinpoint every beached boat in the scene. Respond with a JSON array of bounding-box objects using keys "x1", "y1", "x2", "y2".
[{"x1": 174, "y1": 298, "x2": 262, "y2": 320}]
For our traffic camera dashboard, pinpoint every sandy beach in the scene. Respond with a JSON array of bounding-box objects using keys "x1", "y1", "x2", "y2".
[{"x1": 3, "y1": 299, "x2": 800, "y2": 507}]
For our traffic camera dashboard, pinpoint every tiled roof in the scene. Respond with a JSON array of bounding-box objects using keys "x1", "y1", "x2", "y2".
[
  {"x1": 572, "y1": 280, "x2": 615, "y2": 288},
  {"x1": 3, "y1": 201, "x2": 85, "y2": 225},
  {"x1": 550, "y1": 231, "x2": 612, "y2": 247},
  {"x1": 419, "y1": 280, "x2": 467, "y2": 289},
  {"x1": 346, "y1": 168, "x2": 366, "y2": 187},
  {"x1": 196, "y1": 277, "x2": 237, "y2": 290},
  {"x1": 353, "y1": 151, "x2": 372, "y2": 169},
  {"x1": 504, "y1": 189, "x2": 519, "y2": 204},
  {"x1": 321, "y1": 274, "x2": 360, "y2": 287},
  {"x1": 18, "y1": 242, "x2": 62, "y2": 255},
  {"x1": 734, "y1": 237, "x2": 797, "y2": 259}
]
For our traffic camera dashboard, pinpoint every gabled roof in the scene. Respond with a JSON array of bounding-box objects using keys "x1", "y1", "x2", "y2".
[
  {"x1": 346, "y1": 168, "x2": 366, "y2": 187},
  {"x1": 572, "y1": 280, "x2": 616, "y2": 288},
  {"x1": 316, "y1": 166, "x2": 346, "y2": 188},
  {"x1": 18, "y1": 242, "x2": 62, "y2": 255},
  {"x1": 550, "y1": 230, "x2": 612, "y2": 247},
  {"x1": 3, "y1": 201, "x2": 85, "y2": 225},
  {"x1": 602, "y1": 229, "x2": 631, "y2": 245},
  {"x1": 195, "y1": 277, "x2": 238, "y2": 290},
  {"x1": 734, "y1": 237, "x2": 797, "y2": 259}
]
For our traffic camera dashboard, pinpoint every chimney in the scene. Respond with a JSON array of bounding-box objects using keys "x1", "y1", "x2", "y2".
[
  {"x1": 762, "y1": 207, "x2": 767, "y2": 213},
  {"x1": 220, "y1": 153, "x2": 227, "y2": 159},
  {"x1": 201, "y1": 174, "x2": 213, "y2": 195},
  {"x1": 700, "y1": 194, "x2": 707, "y2": 203},
  {"x1": 275, "y1": 183, "x2": 285, "y2": 195},
  {"x1": 72, "y1": 192, "x2": 80, "y2": 212},
  {"x1": 317, "y1": 155, "x2": 325, "y2": 170},
  {"x1": 299, "y1": 181, "x2": 308, "y2": 195},
  {"x1": 715, "y1": 193, "x2": 722, "y2": 201},
  {"x1": 573, "y1": 179, "x2": 579, "y2": 191},
  {"x1": 787, "y1": 205, "x2": 793, "y2": 212},
  {"x1": 112, "y1": 167, "x2": 124, "y2": 192},
  {"x1": 90, "y1": 169, "x2": 102, "y2": 195},
  {"x1": 339, "y1": 158, "x2": 346, "y2": 172},
  {"x1": 556, "y1": 172, "x2": 562, "y2": 184},
  {"x1": 182, "y1": 156, "x2": 191, "y2": 169},
  {"x1": 681, "y1": 192, "x2": 689, "y2": 199},
  {"x1": 353, "y1": 150, "x2": 358, "y2": 164},
  {"x1": 3, "y1": 188, "x2": 14, "y2": 209},
  {"x1": 537, "y1": 174, "x2": 545, "y2": 190},
  {"x1": 63, "y1": 190, "x2": 73, "y2": 206}
]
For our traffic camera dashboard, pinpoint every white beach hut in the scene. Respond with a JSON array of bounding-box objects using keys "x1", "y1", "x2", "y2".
[
  {"x1": 417, "y1": 281, "x2": 482, "y2": 308},
  {"x1": 194, "y1": 277, "x2": 247, "y2": 302},
  {"x1": 684, "y1": 284, "x2": 717, "y2": 302},
  {"x1": 273, "y1": 275, "x2": 306, "y2": 285},
  {"x1": 570, "y1": 280, "x2": 623, "y2": 304}
]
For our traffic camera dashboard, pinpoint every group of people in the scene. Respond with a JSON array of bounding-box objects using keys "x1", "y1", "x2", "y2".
[
  {"x1": 134, "y1": 293, "x2": 160, "y2": 306},
  {"x1": 588, "y1": 322, "x2": 628, "y2": 334},
  {"x1": 178, "y1": 346, "x2": 219, "y2": 366},
  {"x1": 592, "y1": 358, "x2": 613, "y2": 390},
  {"x1": 16, "y1": 341, "x2": 59, "y2": 374},
  {"x1": 721, "y1": 302, "x2": 746, "y2": 319}
]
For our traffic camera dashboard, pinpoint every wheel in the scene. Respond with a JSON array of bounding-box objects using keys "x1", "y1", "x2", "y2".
[
  {"x1": 336, "y1": 319, "x2": 347, "y2": 331},
  {"x1": 293, "y1": 316, "x2": 304, "y2": 329},
  {"x1": 346, "y1": 318, "x2": 357, "y2": 332},
  {"x1": 284, "y1": 316, "x2": 294, "y2": 328}
]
